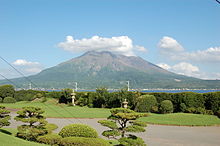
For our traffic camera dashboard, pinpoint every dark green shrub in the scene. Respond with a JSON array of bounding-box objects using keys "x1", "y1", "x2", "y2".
[
  {"x1": 204, "y1": 92, "x2": 220, "y2": 113},
  {"x1": 37, "y1": 134, "x2": 62, "y2": 145},
  {"x1": 195, "y1": 107, "x2": 206, "y2": 114},
  {"x1": 59, "y1": 137, "x2": 110, "y2": 146},
  {"x1": 205, "y1": 110, "x2": 214, "y2": 115},
  {"x1": 0, "y1": 85, "x2": 15, "y2": 99},
  {"x1": 160, "y1": 100, "x2": 173, "y2": 114},
  {"x1": 76, "y1": 97, "x2": 88, "y2": 106},
  {"x1": 15, "y1": 107, "x2": 48, "y2": 141},
  {"x1": 59, "y1": 124, "x2": 98, "y2": 138},
  {"x1": 135, "y1": 95, "x2": 157, "y2": 112},
  {"x1": 180, "y1": 103, "x2": 187, "y2": 112},
  {"x1": 216, "y1": 110, "x2": 220, "y2": 118},
  {"x1": 151, "y1": 106, "x2": 159, "y2": 113},
  {"x1": 16, "y1": 125, "x2": 47, "y2": 141},
  {"x1": 3, "y1": 97, "x2": 16, "y2": 103},
  {"x1": 0, "y1": 106, "x2": 10, "y2": 128},
  {"x1": 186, "y1": 107, "x2": 196, "y2": 113},
  {"x1": 118, "y1": 135, "x2": 146, "y2": 146},
  {"x1": 0, "y1": 97, "x2": 2, "y2": 103}
]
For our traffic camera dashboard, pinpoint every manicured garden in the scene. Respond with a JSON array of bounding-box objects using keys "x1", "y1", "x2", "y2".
[
  {"x1": 0, "y1": 99, "x2": 111, "y2": 118},
  {"x1": 1, "y1": 100, "x2": 220, "y2": 126},
  {"x1": 0, "y1": 85, "x2": 220, "y2": 126},
  {"x1": 139, "y1": 113, "x2": 220, "y2": 126}
]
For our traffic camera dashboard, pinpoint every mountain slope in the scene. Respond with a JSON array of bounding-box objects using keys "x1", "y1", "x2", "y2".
[{"x1": 1, "y1": 51, "x2": 220, "y2": 89}]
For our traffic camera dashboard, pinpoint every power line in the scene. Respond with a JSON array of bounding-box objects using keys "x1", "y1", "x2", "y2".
[
  {"x1": 0, "y1": 55, "x2": 83, "y2": 124},
  {"x1": 0, "y1": 56, "x2": 38, "y2": 88},
  {"x1": 0, "y1": 73, "x2": 22, "y2": 88}
]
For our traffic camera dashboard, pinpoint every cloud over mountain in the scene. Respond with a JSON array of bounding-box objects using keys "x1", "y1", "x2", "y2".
[
  {"x1": 157, "y1": 62, "x2": 200, "y2": 78},
  {"x1": 12, "y1": 59, "x2": 43, "y2": 74},
  {"x1": 57, "y1": 35, "x2": 147, "y2": 56},
  {"x1": 158, "y1": 36, "x2": 220, "y2": 63}
]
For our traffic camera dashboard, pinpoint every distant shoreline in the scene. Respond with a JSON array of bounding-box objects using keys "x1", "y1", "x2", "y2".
[{"x1": 15, "y1": 88, "x2": 220, "y2": 93}]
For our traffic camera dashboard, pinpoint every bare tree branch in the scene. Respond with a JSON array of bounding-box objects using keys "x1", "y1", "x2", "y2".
[{"x1": 216, "y1": 0, "x2": 220, "y2": 4}]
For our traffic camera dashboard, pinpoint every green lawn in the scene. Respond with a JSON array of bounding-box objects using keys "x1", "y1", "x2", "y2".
[
  {"x1": 0, "y1": 129, "x2": 46, "y2": 146},
  {"x1": 1, "y1": 100, "x2": 220, "y2": 126},
  {"x1": 0, "y1": 99, "x2": 110, "y2": 118},
  {"x1": 139, "y1": 113, "x2": 220, "y2": 126}
]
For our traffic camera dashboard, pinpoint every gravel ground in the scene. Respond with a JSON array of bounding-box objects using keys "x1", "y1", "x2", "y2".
[{"x1": 7, "y1": 113, "x2": 220, "y2": 146}]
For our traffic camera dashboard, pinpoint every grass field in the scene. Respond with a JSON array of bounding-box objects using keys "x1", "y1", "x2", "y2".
[
  {"x1": 0, "y1": 99, "x2": 110, "y2": 118},
  {"x1": 1, "y1": 99, "x2": 220, "y2": 126},
  {"x1": 140, "y1": 113, "x2": 220, "y2": 126},
  {"x1": 0, "y1": 128, "x2": 45, "y2": 146}
]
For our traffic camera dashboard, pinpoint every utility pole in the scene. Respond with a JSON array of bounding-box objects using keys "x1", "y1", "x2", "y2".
[
  {"x1": 29, "y1": 83, "x2": 32, "y2": 90},
  {"x1": 126, "y1": 81, "x2": 130, "y2": 91},
  {"x1": 75, "y1": 82, "x2": 78, "y2": 91}
]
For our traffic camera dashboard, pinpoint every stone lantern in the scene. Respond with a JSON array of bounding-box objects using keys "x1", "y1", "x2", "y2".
[
  {"x1": 71, "y1": 90, "x2": 76, "y2": 106},
  {"x1": 123, "y1": 99, "x2": 128, "y2": 109}
]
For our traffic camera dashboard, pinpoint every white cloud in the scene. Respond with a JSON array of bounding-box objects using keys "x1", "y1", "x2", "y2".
[
  {"x1": 157, "y1": 62, "x2": 201, "y2": 78},
  {"x1": 135, "y1": 45, "x2": 147, "y2": 52},
  {"x1": 58, "y1": 35, "x2": 147, "y2": 56},
  {"x1": 180, "y1": 47, "x2": 220, "y2": 62},
  {"x1": 157, "y1": 62, "x2": 220, "y2": 80},
  {"x1": 12, "y1": 59, "x2": 40, "y2": 66},
  {"x1": 12, "y1": 59, "x2": 43, "y2": 74},
  {"x1": 158, "y1": 36, "x2": 184, "y2": 53},
  {"x1": 157, "y1": 63, "x2": 171, "y2": 70},
  {"x1": 172, "y1": 62, "x2": 200, "y2": 77},
  {"x1": 158, "y1": 36, "x2": 220, "y2": 63}
]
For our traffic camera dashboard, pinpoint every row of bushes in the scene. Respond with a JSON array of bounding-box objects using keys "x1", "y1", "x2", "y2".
[
  {"x1": 36, "y1": 124, "x2": 110, "y2": 146},
  {"x1": 0, "y1": 97, "x2": 16, "y2": 103},
  {"x1": 72, "y1": 89, "x2": 220, "y2": 116},
  {"x1": 1, "y1": 85, "x2": 219, "y2": 116}
]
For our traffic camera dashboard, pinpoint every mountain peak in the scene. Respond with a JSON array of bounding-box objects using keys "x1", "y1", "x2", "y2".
[{"x1": 82, "y1": 50, "x2": 118, "y2": 58}]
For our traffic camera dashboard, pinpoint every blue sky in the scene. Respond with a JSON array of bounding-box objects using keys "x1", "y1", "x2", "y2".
[{"x1": 0, "y1": 0, "x2": 220, "y2": 79}]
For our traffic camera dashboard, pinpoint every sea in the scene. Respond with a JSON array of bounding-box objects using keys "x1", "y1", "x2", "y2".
[{"x1": 63, "y1": 89, "x2": 220, "y2": 93}]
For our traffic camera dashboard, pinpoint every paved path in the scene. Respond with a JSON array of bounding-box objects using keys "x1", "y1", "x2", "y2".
[{"x1": 7, "y1": 113, "x2": 220, "y2": 146}]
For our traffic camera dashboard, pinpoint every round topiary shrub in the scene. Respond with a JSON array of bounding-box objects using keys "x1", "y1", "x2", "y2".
[
  {"x1": 59, "y1": 137, "x2": 110, "y2": 146},
  {"x1": 58, "y1": 124, "x2": 98, "y2": 138},
  {"x1": 3, "y1": 97, "x2": 16, "y2": 103},
  {"x1": 135, "y1": 95, "x2": 157, "y2": 112},
  {"x1": 37, "y1": 134, "x2": 62, "y2": 145},
  {"x1": 160, "y1": 100, "x2": 173, "y2": 114}
]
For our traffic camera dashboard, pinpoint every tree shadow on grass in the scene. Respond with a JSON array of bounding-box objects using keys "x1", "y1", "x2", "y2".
[{"x1": 0, "y1": 128, "x2": 12, "y2": 135}]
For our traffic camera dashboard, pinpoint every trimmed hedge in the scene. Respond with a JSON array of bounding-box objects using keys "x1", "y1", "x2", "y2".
[
  {"x1": 160, "y1": 100, "x2": 173, "y2": 114},
  {"x1": 59, "y1": 124, "x2": 98, "y2": 138},
  {"x1": 37, "y1": 134, "x2": 62, "y2": 145},
  {"x1": 59, "y1": 137, "x2": 110, "y2": 146},
  {"x1": 3, "y1": 97, "x2": 16, "y2": 103}
]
